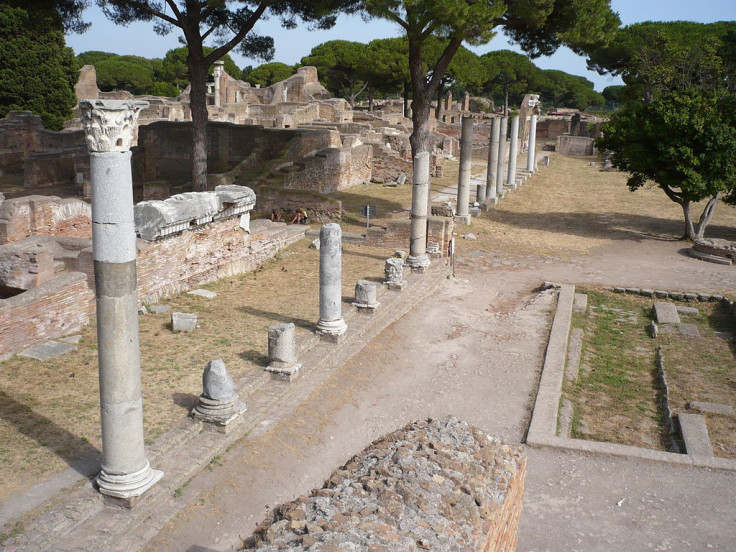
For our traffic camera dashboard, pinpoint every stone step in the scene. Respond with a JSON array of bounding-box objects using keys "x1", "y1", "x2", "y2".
[{"x1": 678, "y1": 413, "x2": 713, "y2": 458}]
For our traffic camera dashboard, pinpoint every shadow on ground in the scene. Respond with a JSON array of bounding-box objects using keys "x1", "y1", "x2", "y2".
[
  {"x1": 0, "y1": 390, "x2": 101, "y2": 477},
  {"x1": 237, "y1": 306, "x2": 312, "y2": 330}
]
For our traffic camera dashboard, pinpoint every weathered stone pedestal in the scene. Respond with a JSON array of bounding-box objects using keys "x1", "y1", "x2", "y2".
[
  {"x1": 191, "y1": 359, "x2": 246, "y2": 432},
  {"x1": 406, "y1": 152, "x2": 430, "y2": 273},
  {"x1": 316, "y1": 223, "x2": 347, "y2": 342},
  {"x1": 80, "y1": 99, "x2": 163, "y2": 503},
  {"x1": 384, "y1": 258, "x2": 407, "y2": 290},
  {"x1": 352, "y1": 280, "x2": 379, "y2": 314},
  {"x1": 265, "y1": 323, "x2": 301, "y2": 381}
]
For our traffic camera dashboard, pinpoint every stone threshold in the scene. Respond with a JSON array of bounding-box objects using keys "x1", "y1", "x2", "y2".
[
  {"x1": 2, "y1": 260, "x2": 452, "y2": 552},
  {"x1": 526, "y1": 282, "x2": 736, "y2": 472}
]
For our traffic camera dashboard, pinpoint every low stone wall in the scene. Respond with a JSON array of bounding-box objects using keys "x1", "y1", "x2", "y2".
[
  {"x1": 244, "y1": 417, "x2": 526, "y2": 552},
  {"x1": 0, "y1": 195, "x2": 91, "y2": 245},
  {"x1": 0, "y1": 272, "x2": 94, "y2": 360},
  {"x1": 693, "y1": 239, "x2": 736, "y2": 264},
  {"x1": 555, "y1": 135, "x2": 596, "y2": 156},
  {"x1": 136, "y1": 218, "x2": 305, "y2": 304}
]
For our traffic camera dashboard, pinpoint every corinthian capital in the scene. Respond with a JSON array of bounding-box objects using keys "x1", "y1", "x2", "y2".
[{"x1": 79, "y1": 99, "x2": 149, "y2": 153}]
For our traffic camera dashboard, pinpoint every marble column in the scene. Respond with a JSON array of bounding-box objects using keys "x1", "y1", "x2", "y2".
[
  {"x1": 213, "y1": 61, "x2": 224, "y2": 107},
  {"x1": 526, "y1": 114, "x2": 538, "y2": 172},
  {"x1": 407, "y1": 152, "x2": 431, "y2": 272},
  {"x1": 455, "y1": 117, "x2": 473, "y2": 225},
  {"x1": 485, "y1": 117, "x2": 500, "y2": 205},
  {"x1": 496, "y1": 116, "x2": 508, "y2": 198},
  {"x1": 316, "y1": 223, "x2": 347, "y2": 339},
  {"x1": 79, "y1": 99, "x2": 163, "y2": 501},
  {"x1": 506, "y1": 116, "x2": 520, "y2": 189}
]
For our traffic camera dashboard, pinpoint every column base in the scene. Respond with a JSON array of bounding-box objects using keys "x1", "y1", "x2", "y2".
[
  {"x1": 406, "y1": 254, "x2": 430, "y2": 271},
  {"x1": 385, "y1": 280, "x2": 407, "y2": 291},
  {"x1": 97, "y1": 460, "x2": 164, "y2": 502},
  {"x1": 191, "y1": 395, "x2": 247, "y2": 432},
  {"x1": 265, "y1": 363, "x2": 302, "y2": 382},
  {"x1": 316, "y1": 318, "x2": 347, "y2": 342},
  {"x1": 454, "y1": 214, "x2": 472, "y2": 225}
]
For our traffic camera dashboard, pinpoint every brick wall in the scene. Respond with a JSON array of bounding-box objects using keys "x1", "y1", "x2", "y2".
[
  {"x1": 555, "y1": 135, "x2": 596, "y2": 156},
  {"x1": 135, "y1": 218, "x2": 305, "y2": 304},
  {"x1": 254, "y1": 186, "x2": 343, "y2": 222},
  {"x1": 0, "y1": 272, "x2": 93, "y2": 361},
  {"x1": 482, "y1": 456, "x2": 527, "y2": 552},
  {"x1": 368, "y1": 215, "x2": 453, "y2": 257},
  {"x1": 0, "y1": 196, "x2": 92, "y2": 245}
]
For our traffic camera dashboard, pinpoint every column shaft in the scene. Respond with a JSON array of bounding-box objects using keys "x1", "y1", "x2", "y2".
[
  {"x1": 496, "y1": 117, "x2": 508, "y2": 196},
  {"x1": 507, "y1": 116, "x2": 520, "y2": 189},
  {"x1": 526, "y1": 114, "x2": 538, "y2": 172},
  {"x1": 456, "y1": 117, "x2": 473, "y2": 221},
  {"x1": 407, "y1": 152, "x2": 430, "y2": 270},
  {"x1": 316, "y1": 223, "x2": 347, "y2": 336},
  {"x1": 486, "y1": 118, "x2": 500, "y2": 201}
]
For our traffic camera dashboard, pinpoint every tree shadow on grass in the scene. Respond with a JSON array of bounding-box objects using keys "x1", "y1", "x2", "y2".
[
  {"x1": 237, "y1": 306, "x2": 312, "y2": 330},
  {"x1": 343, "y1": 248, "x2": 391, "y2": 262},
  {"x1": 488, "y1": 210, "x2": 736, "y2": 243},
  {"x1": 0, "y1": 390, "x2": 101, "y2": 477}
]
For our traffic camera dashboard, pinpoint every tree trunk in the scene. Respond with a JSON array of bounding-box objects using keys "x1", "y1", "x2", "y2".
[
  {"x1": 188, "y1": 63, "x2": 209, "y2": 192},
  {"x1": 504, "y1": 87, "x2": 509, "y2": 117},
  {"x1": 368, "y1": 87, "x2": 374, "y2": 112},
  {"x1": 681, "y1": 200, "x2": 695, "y2": 240},
  {"x1": 695, "y1": 193, "x2": 721, "y2": 240},
  {"x1": 403, "y1": 81, "x2": 409, "y2": 117},
  {"x1": 434, "y1": 82, "x2": 444, "y2": 120}
]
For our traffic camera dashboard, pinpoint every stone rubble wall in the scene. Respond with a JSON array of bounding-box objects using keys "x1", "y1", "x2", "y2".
[
  {"x1": 244, "y1": 417, "x2": 526, "y2": 552},
  {"x1": 0, "y1": 195, "x2": 91, "y2": 245},
  {"x1": 693, "y1": 239, "x2": 736, "y2": 263},
  {"x1": 0, "y1": 271, "x2": 93, "y2": 361},
  {"x1": 555, "y1": 135, "x2": 596, "y2": 156},
  {"x1": 283, "y1": 144, "x2": 373, "y2": 193}
]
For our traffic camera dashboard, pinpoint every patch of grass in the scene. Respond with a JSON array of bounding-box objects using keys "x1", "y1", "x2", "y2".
[{"x1": 564, "y1": 288, "x2": 736, "y2": 456}]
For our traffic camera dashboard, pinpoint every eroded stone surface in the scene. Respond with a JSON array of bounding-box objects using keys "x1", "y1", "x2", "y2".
[{"x1": 244, "y1": 417, "x2": 526, "y2": 552}]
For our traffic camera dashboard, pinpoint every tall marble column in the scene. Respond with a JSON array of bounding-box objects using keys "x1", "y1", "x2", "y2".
[
  {"x1": 526, "y1": 114, "x2": 538, "y2": 172},
  {"x1": 213, "y1": 61, "x2": 224, "y2": 107},
  {"x1": 79, "y1": 99, "x2": 163, "y2": 500},
  {"x1": 506, "y1": 116, "x2": 520, "y2": 189},
  {"x1": 406, "y1": 152, "x2": 431, "y2": 272},
  {"x1": 455, "y1": 117, "x2": 473, "y2": 225},
  {"x1": 485, "y1": 117, "x2": 500, "y2": 205},
  {"x1": 496, "y1": 116, "x2": 508, "y2": 198},
  {"x1": 316, "y1": 223, "x2": 347, "y2": 339}
]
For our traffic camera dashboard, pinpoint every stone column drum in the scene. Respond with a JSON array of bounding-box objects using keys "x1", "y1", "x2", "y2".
[
  {"x1": 384, "y1": 257, "x2": 407, "y2": 290},
  {"x1": 406, "y1": 152, "x2": 431, "y2": 272},
  {"x1": 486, "y1": 118, "x2": 500, "y2": 204},
  {"x1": 80, "y1": 99, "x2": 163, "y2": 500},
  {"x1": 352, "y1": 280, "x2": 379, "y2": 314},
  {"x1": 316, "y1": 223, "x2": 347, "y2": 339},
  {"x1": 496, "y1": 116, "x2": 508, "y2": 197},
  {"x1": 266, "y1": 323, "x2": 301, "y2": 380},
  {"x1": 526, "y1": 114, "x2": 538, "y2": 172},
  {"x1": 455, "y1": 117, "x2": 473, "y2": 224},
  {"x1": 506, "y1": 116, "x2": 520, "y2": 189}
]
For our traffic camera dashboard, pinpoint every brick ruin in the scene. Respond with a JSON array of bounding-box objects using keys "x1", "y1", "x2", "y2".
[
  {"x1": 244, "y1": 417, "x2": 526, "y2": 552},
  {"x1": 0, "y1": 187, "x2": 305, "y2": 360}
]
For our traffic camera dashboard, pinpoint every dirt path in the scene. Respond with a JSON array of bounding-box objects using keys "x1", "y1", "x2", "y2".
[{"x1": 142, "y1": 224, "x2": 735, "y2": 552}]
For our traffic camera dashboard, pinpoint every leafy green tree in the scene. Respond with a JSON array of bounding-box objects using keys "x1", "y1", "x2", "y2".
[
  {"x1": 247, "y1": 62, "x2": 295, "y2": 87},
  {"x1": 587, "y1": 21, "x2": 736, "y2": 103},
  {"x1": 0, "y1": 2, "x2": 78, "y2": 130},
  {"x1": 160, "y1": 47, "x2": 240, "y2": 91},
  {"x1": 538, "y1": 70, "x2": 604, "y2": 110},
  {"x1": 361, "y1": 37, "x2": 409, "y2": 111},
  {"x1": 362, "y1": 0, "x2": 620, "y2": 157},
  {"x1": 479, "y1": 50, "x2": 539, "y2": 115},
  {"x1": 597, "y1": 92, "x2": 736, "y2": 240},
  {"x1": 98, "y1": 0, "x2": 359, "y2": 191},
  {"x1": 301, "y1": 40, "x2": 369, "y2": 107},
  {"x1": 427, "y1": 42, "x2": 484, "y2": 119}
]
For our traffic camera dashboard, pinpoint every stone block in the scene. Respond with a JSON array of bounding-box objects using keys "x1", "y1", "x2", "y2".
[
  {"x1": 573, "y1": 293, "x2": 588, "y2": 313},
  {"x1": 188, "y1": 289, "x2": 217, "y2": 299},
  {"x1": 677, "y1": 306, "x2": 700, "y2": 316},
  {"x1": 172, "y1": 312, "x2": 197, "y2": 332},
  {"x1": 678, "y1": 413, "x2": 713, "y2": 458},
  {"x1": 18, "y1": 340, "x2": 76, "y2": 361},
  {"x1": 689, "y1": 401, "x2": 734, "y2": 416},
  {"x1": 149, "y1": 304, "x2": 171, "y2": 314},
  {"x1": 654, "y1": 302, "x2": 680, "y2": 324}
]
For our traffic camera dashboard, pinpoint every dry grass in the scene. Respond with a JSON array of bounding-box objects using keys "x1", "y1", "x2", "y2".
[
  {"x1": 565, "y1": 288, "x2": 736, "y2": 457},
  {"x1": 2, "y1": 151, "x2": 736, "y2": 500},
  {"x1": 0, "y1": 239, "x2": 392, "y2": 501}
]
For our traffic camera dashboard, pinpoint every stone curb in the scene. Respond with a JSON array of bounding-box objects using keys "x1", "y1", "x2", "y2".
[
  {"x1": 2, "y1": 258, "x2": 451, "y2": 552},
  {"x1": 526, "y1": 283, "x2": 736, "y2": 472}
]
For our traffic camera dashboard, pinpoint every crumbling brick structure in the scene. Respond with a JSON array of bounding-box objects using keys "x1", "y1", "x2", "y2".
[{"x1": 244, "y1": 417, "x2": 526, "y2": 551}]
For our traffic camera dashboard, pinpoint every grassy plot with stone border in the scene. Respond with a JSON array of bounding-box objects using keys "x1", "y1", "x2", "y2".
[{"x1": 563, "y1": 288, "x2": 736, "y2": 458}]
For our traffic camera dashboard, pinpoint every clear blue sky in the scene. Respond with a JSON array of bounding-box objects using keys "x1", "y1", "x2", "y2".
[{"x1": 65, "y1": 0, "x2": 736, "y2": 92}]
